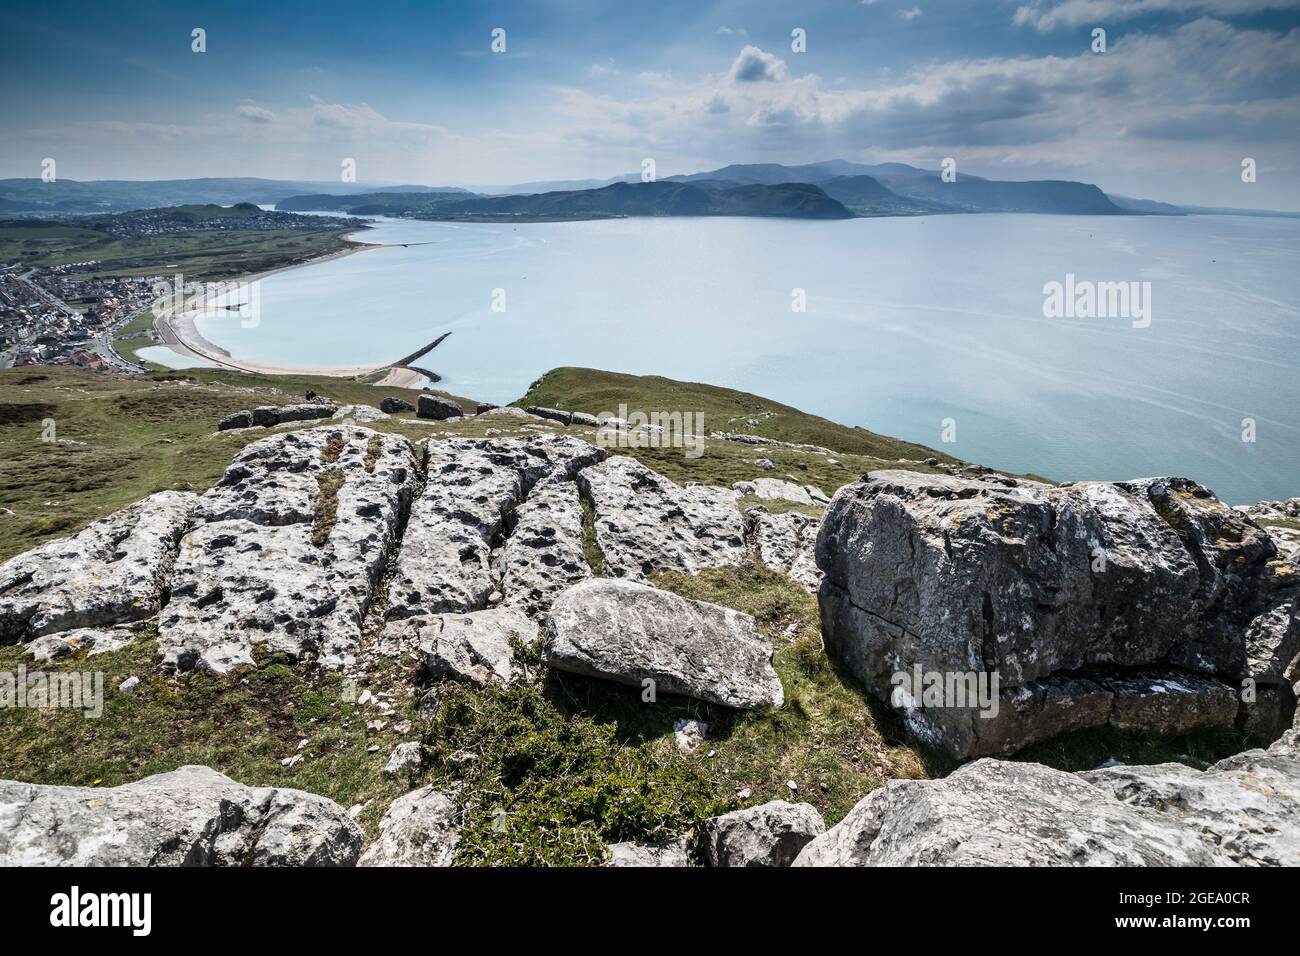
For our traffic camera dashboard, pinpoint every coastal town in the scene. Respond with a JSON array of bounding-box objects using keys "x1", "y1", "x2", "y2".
[{"x1": 0, "y1": 266, "x2": 156, "y2": 372}]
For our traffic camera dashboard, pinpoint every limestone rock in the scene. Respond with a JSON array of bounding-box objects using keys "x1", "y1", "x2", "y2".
[
  {"x1": 158, "y1": 427, "x2": 417, "y2": 673},
  {"x1": 218, "y1": 410, "x2": 252, "y2": 431},
  {"x1": 380, "y1": 396, "x2": 416, "y2": 414},
  {"x1": 382, "y1": 741, "x2": 423, "y2": 778},
  {"x1": 734, "y1": 478, "x2": 819, "y2": 506},
  {"x1": 673, "y1": 718, "x2": 710, "y2": 752},
  {"x1": 542, "y1": 579, "x2": 783, "y2": 709},
  {"x1": 606, "y1": 836, "x2": 689, "y2": 867},
  {"x1": 386, "y1": 436, "x2": 604, "y2": 619},
  {"x1": 1084, "y1": 730, "x2": 1300, "y2": 866},
  {"x1": 793, "y1": 759, "x2": 1233, "y2": 867},
  {"x1": 525, "y1": 406, "x2": 571, "y2": 425},
  {"x1": 703, "y1": 800, "x2": 825, "y2": 867},
  {"x1": 0, "y1": 765, "x2": 362, "y2": 866},
  {"x1": 358, "y1": 786, "x2": 461, "y2": 867},
  {"x1": 403, "y1": 606, "x2": 537, "y2": 686},
  {"x1": 416, "y1": 394, "x2": 464, "y2": 420},
  {"x1": 816, "y1": 470, "x2": 1288, "y2": 757},
  {"x1": 578, "y1": 456, "x2": 746, "y2": 580},
  {"x1": 251, "y1": 402, "x2": 336, "y2": 428},
  {"x1": 331, "y1": 404, "x2": 389, "y2": 423},
  {"x1": 0, "y1": 490, "x2": 196, "y2": 643},
  {"x1": 746, "y1": 506, "x2": 821, "y2": 593},
  {"x1": 501, "y1": 480, "x2": 591, "y2": 616},
  {"x1": 25, "y1": 626, "x2": 138, "y2": 663}
]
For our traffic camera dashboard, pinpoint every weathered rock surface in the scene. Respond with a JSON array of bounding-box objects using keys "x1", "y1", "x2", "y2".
[
  {"x1": 380, "y1": 396, "x2": 416, "y2": 414},
  {"x1": 396, "y1": 606, "x2": 537, "y2": 686},
  {"x1": 606, "y1": 836, "x2": 689, "y2": 867},
  {"x1": 1084, "y1": 730, "x2": 1299, "y2": 866},
  {"x1": 0, "y1": 765, "x2": 362, "y2": 866},
  {"x1": 542, "y1": 579, "x2": 783, "y2": 709},
  {"x1": 25, "y1": 626, "x2": 139, "y2": 663},
  {"x1": 386, "y1": 436, "x2": 603, "y2": 619},
  {"x1": 158, "y1": 427, "x2": 417, "y2": 673},
  {"x1": 382, "y1": 741, "x2": 423, "y2": 778},
  {"x1": 794, "y1": 759, "x2": 1233, "y2": 867},
  {"x1": 746, "y1": 506, "x2": 821, "y2": 593},
  {"x1": 218, "y1": 410, "x2": 252, "y2": 431},
  {"x1": 734, "y1": 478, "x2": 823, "y2": 507},
  {"x1": 0, "y1": 491, "x2": 196, "y2": 643},
  {"x1": 578, "y1": 456, "x2": 746, "y2": 580},
  {"x1": 416, "y1": 394, "x2": 464, "y2": 420},
  {"x1": 358, "y1": 786, "x2": 461, "y2": 866},
  {"x1": 817, "y1": 470, "x2": 1295, "y2": 756},
  {"x1": 526, "y1": 406, "x2": 571, "y2": 425},
  {"x1": 331, "y1": 404, "x2": 389, "y2": 423},
  {"x1": 703, "y1": 800, "x2": 825, "y2": 867},
  {"x1": 501, "y1": 480, "x2": 591, "y2": 616},
  {"x1": 251, "y1": 402, "x2": 336, "y2": 428}
]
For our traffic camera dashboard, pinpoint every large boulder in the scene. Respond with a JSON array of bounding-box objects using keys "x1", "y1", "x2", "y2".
[
  {"x1": 542, "y1": 579, "x2": 783, "y2": 709},
  {"x1": 702, "y1": 800, "x2": 825, "y2": 867},
  {"x1": 387, "y1": 606, "x2": 537, "y2": 686},
  {"x1": 577, "y1": 456, "x2": 746, "y2": 580},
  {"x1": 386, "y1": 436, "x2": 603, "y2": 620},
  {"x1": 358, "y1": 786, "x2": 461, "y2": 867},
  {"x1": 0, "y1": 765, "x2": 362, "y2": 866},
  {"x1": 379, "y1": 396, "x2": 416, "y2": 414},
  {"x1": 816, "y1": 471, "x2": 1295, "y2": 757},
  {"x1": 416, "y1": 394, "x2": 464, "y2": 421},
  {"x1": 158, "y1": 427, "x2": 417, "y2": 673},
  {"x1": 0, "y1": 490, "x2": 196, "y2": 643},
  {"x1": 795, "y1": 730, "x2": 1299, "y2": 867},
  {"x1": 250, "y1": 402, "x2": 336, "y2": 428}
]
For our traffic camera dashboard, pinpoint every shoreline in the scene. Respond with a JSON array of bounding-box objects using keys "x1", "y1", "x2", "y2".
[{"x1": 143, "y1": 238, "x2": 430, "y2": 389}]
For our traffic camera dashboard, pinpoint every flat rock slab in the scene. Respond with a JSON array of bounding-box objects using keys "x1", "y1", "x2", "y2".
[
  {"x1": 25, "y1": 626, "x2": 139, "y2": 663},
  {"x1": 606, "y1": 836, "x2": 689, "y2": 867},
  {"x1": 501, "y1": 480, "x2": 591, "y2": 616},
  {"x1": 578, "y1": 456, "x2": 746, "y2": 580},
  {"x1": 746, "y1": 506, "x2": 821, "y2": 593},
  {"x1": 0, "y1": 490, "x2": 196, "y2": 643},
  {"x1": 158, "y1": 426, "x2": 417, "y2": 673},
  {"x1": 703, "y1": 800, "x2": 825, "y2": 867},
  {"x1": 733, "y1": 478, "x2": 822, "y2": 506},
  {"x1": 388, "y1": 606, "x2": 538, "y2": 686},
  {"x1": 1084, "y1": 730, "x2": 1300, "y2": 866},
  {"x1": 542, "y1": 578, "x2": 783, "y2": 709},
  {"x1": 359, "y1": 786, "x2": 461, "y2": 866},
  {"x1": 794, "y1": 758, "x2": 1236, "y2": 867},
  {"x1": 387, "y1": 436, "x2": 604, "y2": 619},
  {"x1": 0, "y1": 765, "x2": 362, "y2": 866}
]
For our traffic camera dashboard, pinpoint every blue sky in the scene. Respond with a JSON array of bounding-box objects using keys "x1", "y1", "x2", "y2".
[{"x1": 2, "y1": 0, "x2": 1298, "y2": 207}]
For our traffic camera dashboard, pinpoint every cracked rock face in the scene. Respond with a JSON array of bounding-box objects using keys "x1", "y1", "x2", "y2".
[
  {"x1": 793, "y1": 757, "x2": 1239, "y2": 867},
  {"x1": 0, "y1": 765, "x2": 362, "y2": 866},
  {"x1": 816, "y1": 470, "x2": 1292, "y2": 757},
  {"x1": 0, "y1": 490, "x2": 196, "y2": 644},
  {"x1": 746, "y1": 506, "x2": 822, "y2": 593},
  {"x1": 386, "y1": 435, "x2": 604, "y2": 620},
  {"x1": 157, "y1": 426, "x2": 417, "y2": 674},
  {"x1": 703, "y1": 800, "x2": 825, "y2": 867},
  {"x1": 501, "y1": 480, "x2": 592, "y2": 616},
  {"x1": 542, "y1": 578, "x2": 783, "y2": 709},
  {"x1": 358, "y1": 786, "x2": 461, "y2": 866},
  {"x1": 733, "y1": 478, "x2": 824, "y2": 507},
  {"x1": 386, "y1": 606, "x2": 537, "y2": 686},
  {"x1": 578, "y1": 456, "x2": 746, "y2": 580},
  {"x1": 1083, "y1": 730, "x2": 1299, "y2": 866}
]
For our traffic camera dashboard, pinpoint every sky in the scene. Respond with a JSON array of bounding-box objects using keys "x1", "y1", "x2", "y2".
[{"x1": 2, "y1": 0, "x2": 1299, "y2": 208}]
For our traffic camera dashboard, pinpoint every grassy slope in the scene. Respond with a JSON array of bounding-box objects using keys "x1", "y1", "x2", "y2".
[{"x1": 0, "y1": 364, "x2": 1257, "y2": 863}]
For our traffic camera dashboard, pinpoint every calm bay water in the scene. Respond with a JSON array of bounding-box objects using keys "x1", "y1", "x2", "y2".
[{"x1": 196, "y1": 213, "x2": 1300, "y2": 504}]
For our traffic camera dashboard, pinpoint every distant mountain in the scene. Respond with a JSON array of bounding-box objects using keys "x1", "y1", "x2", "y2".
[
  {"x1": 471, "y1": 174, "x2": 641, "y2": 195},
  {"x1": 275, "y1": 192, "x2": 460, "y2": 214},
  {"x1": 667, "y1": 161, "x2": 1123, "y2": 215},
  {"x1": 1107, "y1": 194, "x2": 1188, "y2": 216},
  {"x1": 418, "y1": 181, "x2": 853, "y2": 220},
  {"x1": 0, "y1": 178, "x2": 469, "y2": 215}
]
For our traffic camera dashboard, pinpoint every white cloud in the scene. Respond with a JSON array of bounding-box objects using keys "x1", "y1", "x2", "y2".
[
  {"x1": 235, "y1": 103, "x2": 274, "y2": 124},
  {"x1": 1013, "y1": 0, "x2": 1300, "y2": 31},
  {"x1": 727, "y1": 45, "x2": 790, "y2": 83},
  {"x1": 897, "y1": 6, "x2": 925, "y2": 20},
  {"x1": 717, "y1": 25, "x2": 748, "y2": 37}
]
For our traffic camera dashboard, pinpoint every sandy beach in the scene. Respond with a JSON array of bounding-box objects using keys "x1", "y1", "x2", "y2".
[{"x1": 142, "y1": 240, "x2": 430, "y2": 389}]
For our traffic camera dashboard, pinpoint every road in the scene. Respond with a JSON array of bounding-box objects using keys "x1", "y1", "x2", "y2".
[{"x1": 4, "y1": 273, "x2": 150, "y2": 374}]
